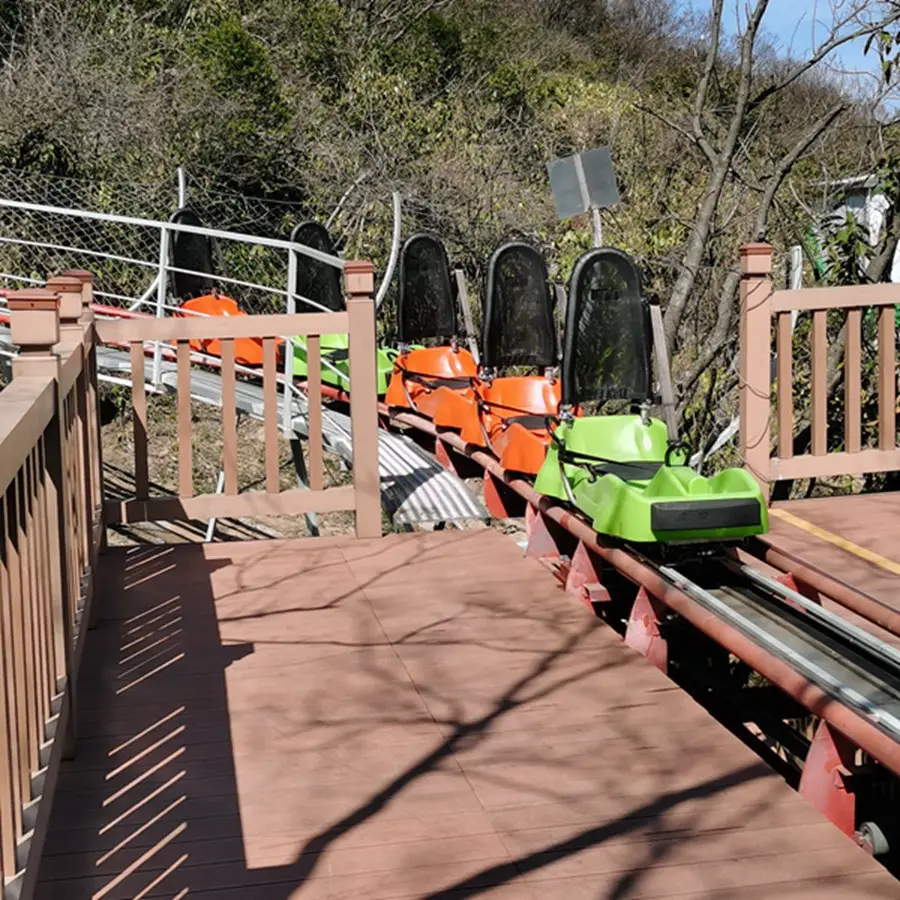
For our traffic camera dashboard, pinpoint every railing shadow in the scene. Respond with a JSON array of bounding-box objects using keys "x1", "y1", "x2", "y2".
[{"x1": 33, "y1": 532, "x2": 888, "y2": 899}]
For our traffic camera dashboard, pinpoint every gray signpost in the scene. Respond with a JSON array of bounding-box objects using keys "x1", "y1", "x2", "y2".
[{"x1": 546, "y1": 147, "x2": 619, "y2": 247}]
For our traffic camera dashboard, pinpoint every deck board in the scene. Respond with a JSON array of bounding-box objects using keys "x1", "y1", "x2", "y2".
[
  {"x1": 35, "y1": 530, "x2": 895, "y2": 898},
  {"x1": 770, "y1": 495, "x2": 900, "y2": 646}
]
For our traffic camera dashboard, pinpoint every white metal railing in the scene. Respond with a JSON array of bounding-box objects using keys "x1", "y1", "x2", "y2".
[{"x1": 0, "y1": 191, "x2": 353, "y2": 419}]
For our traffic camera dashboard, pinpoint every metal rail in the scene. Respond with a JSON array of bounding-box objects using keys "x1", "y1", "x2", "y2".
[{"x1": 659, "y1": 560, "x2": 900, "y2": 743}]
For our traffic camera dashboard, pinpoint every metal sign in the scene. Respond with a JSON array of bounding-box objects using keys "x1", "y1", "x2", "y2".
[{"x1": 547, "y1": 147, "x2": 619, "y2": 220}]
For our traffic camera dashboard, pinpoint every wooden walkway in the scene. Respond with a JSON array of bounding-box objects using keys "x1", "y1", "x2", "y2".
[
  {"x1": 36, "y1": 530, "x2": 896, "y2": 899},
  {"x1": 769, "y1": 495, "x2": 900, "y2": 641}
]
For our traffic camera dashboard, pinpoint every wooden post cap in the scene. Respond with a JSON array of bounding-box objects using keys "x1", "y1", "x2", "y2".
[
  {"x1": 46, "y1": 275, "x2": 84, "y2": 323},
  {"x1": 344, "y1": 260, "x2": 375, "y2": 297},
  {"x1": 6, "y1": 289, "x2": 59, "y2": 311},
  {"x1": 61, "y1": 269, "x2": 93, "y2": 283},
  {"x1": 62, "y1": 268, "x2": 95, "y2": 312},
  {"x1": 7, "y1": 289, "x2": 60, "y2": 351},
  {"x1": 739, "y1": 243, "x2": 773, "y2": 276}
]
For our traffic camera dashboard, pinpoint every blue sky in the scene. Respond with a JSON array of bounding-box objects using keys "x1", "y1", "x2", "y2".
[{"x1": 684, "y1": 1, "x2": 886, "y2": 90}]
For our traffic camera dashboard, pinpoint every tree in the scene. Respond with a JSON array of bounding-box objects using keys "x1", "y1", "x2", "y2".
[{"x1": 652, "y1": 0, "x2": 900, "y2": 417}]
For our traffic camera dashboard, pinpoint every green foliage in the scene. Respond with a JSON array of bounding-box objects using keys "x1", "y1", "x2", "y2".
[
  {"x1": 192, "y1": 17, "x2": 287, "y2": 127},
  {"x1": 821, "y1": 210, "x2": 870, "y2": 286}
]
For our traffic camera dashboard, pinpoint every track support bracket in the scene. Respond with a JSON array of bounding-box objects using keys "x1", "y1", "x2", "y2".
[
  {"x1": 624, "y1": 588, "x2": 668, "y2": 672},
  {"x1": 565, "y1": 540, "x2": 610, "y2": 607},
  {"x1": 798, "y1": 720, "x2": 856, "y2": 838}
]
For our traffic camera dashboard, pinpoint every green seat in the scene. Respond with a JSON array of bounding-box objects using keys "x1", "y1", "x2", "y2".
[
  {"x1": 535, "y1": 416, "x2": 766, "y2": 544},
  {"x1": 291, "y1": 332, "x2": 399, "y2": 394}
]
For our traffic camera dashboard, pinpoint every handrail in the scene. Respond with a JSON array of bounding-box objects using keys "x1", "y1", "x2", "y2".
[
  {"x1": 0, "y1": 279, "x2": 103, "y2": 898},
  {"x1": 0, "y1": 197, "x2": 344, "y2": 269}
]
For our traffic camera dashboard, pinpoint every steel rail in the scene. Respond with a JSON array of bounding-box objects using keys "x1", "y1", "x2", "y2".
[
  {"x1": 749, "y1": 537, "x2": 900, "y2": 640},
  {"x1": 381, "y1": 406, "x2": 900, "y2": 778},
  {"x1": 728, "y1": 560, "x2": 900, "y2": 672},
  {"x1": 658, "y1": 563, "x2": 900, "y2": 742}
]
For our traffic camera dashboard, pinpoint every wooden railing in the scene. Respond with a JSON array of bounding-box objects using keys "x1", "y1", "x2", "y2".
[
  {"x1": 92, "y1": 259, "x2": 381, "y2": 539},
  {"x1": 740, "y1": 242, "x2": 899, "y2": 488},
  {"x1": 0, "y1": 272, "x2": 103, "y2": 899},
  {"x1": 0, "y1": 259, "x2": 381, "y2": 896}
]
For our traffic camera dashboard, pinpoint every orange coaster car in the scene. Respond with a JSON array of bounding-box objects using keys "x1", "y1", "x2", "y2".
[
  {"x1": 385, "y1": 233, "x2": 477, "y2": 417},
  {"x1": 175, "y1": 293, "x2": 283, "y2": 367},
  {"x1": 457, "y1": 241, "x2": 568, "y2": 474},
  {"x1": 167, "y1": 207, "x2": 282, "y2": 367}
]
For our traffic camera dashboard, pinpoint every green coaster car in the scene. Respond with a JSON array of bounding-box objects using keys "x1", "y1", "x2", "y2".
[
  {"x1": 288, "y1": 221, "x2": 402, "y2": 395},
  {"x1": 291, "y1": 331, "x2": 400, "y2": 395},
  {"x1": 534, "y1": 247, "x2": 767, "y2": 545}
]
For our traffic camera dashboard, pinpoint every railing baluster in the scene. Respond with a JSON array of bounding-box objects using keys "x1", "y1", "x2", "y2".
[
  {"x1": 25, "y1": 453, "x2": 49, "y2": 734},
  {"x1": 307, "y1": 335, "x2": 324, "y2": 491},
  {"x1": 176, "y1": 340, "x2": 193, "y2": 498},
  {"x1": 844, "y1": 308, "x2": 862, "y2": 453},
  {"x1": 878, "y1": 305, "x2": 897, "y2": 451},
  {"x1": 221, "y1": 339, "x2": 238, "y2": 496},
  {"x1": 0, "y1": 497, "x2": 23, "y2": 859},
  {"x1": 34, "y1": 439, "x2": 57, "y2": 704},
  {"x1": 130, "y1": 342, "x2": 149, "y2": 500},
  {"x1": 810, "y1": 309, "x2": 828, "y2": 456},
  {"x1": 775, "y1": 311, "x2": 793, "y2": 460},
  {"x1": 7, "y1": 477, "x2": 36, "y2": 794},
  {"x1": 262, "y1": 338, "x2": 279, "y2": 493}
]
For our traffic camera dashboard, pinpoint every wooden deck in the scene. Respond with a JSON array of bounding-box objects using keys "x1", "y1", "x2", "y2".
[
  {"x1": 36, "y1": 530, "x2": 896, "y2": 899},
  {"x1": 770, "y1": 494, "x2": 900, "y2": 639}
]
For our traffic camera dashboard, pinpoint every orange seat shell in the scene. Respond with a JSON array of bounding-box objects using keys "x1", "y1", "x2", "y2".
[
  {"x1": 466, "y1": 375, "x2": 562, "y2": 475},
  {"x1": 385, "y1": 346, "x2": 478, "y2": 419},
  {"x1": 176, "y1": 295, "x2": 283, "y2": 367}
]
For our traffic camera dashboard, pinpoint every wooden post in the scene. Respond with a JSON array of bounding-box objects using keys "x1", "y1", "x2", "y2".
[
  {"x1": 345, "y1": 260, "x2": 382, "y2": 539},
  {"x1": 62, "y1": 270, "x2": 102, "y2": 624},
  {"x1": 63, "y1": 271, "x2": 102, "y2": 509},
  {"x1": 739, "y1": 244, "x2": 773, "y2": 493}
]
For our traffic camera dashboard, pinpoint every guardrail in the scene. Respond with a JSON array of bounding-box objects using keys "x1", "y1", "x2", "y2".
[
  {"x1": 0, "y1": 273, "x2": 103, "y2": 899},
  {"x1": 739, "y1": 242, "x2": 899, "y2": 488},
  {"x1": 89, "y1": 260, "x2": 381, "y2": 538}
]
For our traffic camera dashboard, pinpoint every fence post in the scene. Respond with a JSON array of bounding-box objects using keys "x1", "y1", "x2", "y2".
[
  {"x1": 345, "y1": 260, "x2": 381, "y2": 539},
  {"x1": 7, "y1": 291, "x2": 77, "y2": 757},
  {"x1": 739, "y1": 243, "x2": 773, "y2": 493},
  {"x1": 154, "y1": 226, "x2": 169, "y2": 390}
]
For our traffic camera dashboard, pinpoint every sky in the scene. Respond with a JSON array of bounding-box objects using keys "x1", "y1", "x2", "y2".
[{"x1": 684, "y1": 1, "x2": 889, "y2": 95}]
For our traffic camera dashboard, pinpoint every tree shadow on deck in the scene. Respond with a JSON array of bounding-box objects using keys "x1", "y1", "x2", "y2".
[{"x1": 34, "y1": 533, "x2": 889, "y2": 899}]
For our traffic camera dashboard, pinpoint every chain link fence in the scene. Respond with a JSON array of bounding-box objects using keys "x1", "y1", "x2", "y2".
[{"x1": 0, "y1": 166, "x2": 340, "y2": 315}]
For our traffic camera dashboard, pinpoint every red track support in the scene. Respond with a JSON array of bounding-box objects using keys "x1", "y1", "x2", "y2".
[
  {"x1": 624, "y1": 588, "x2": 668, "y2": 672},
  {"x1": 798, "y1": 720, "x2": 857, "y2": 838},
  {"x1": 484, "y1": 471, "x2": 526, "y2": 519},
  {"x1": 777, "y1": 570, "x2": 823, "y2": 606},
  {"x1": 525, "y1": 504, "x2": 561, "y2": 561},
  {"x1": 435, "y1": 438, "x2": 457, "y2": 474},
  {"x1": 565, "y1": 540, "x2": 610, "y2": 608}
]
